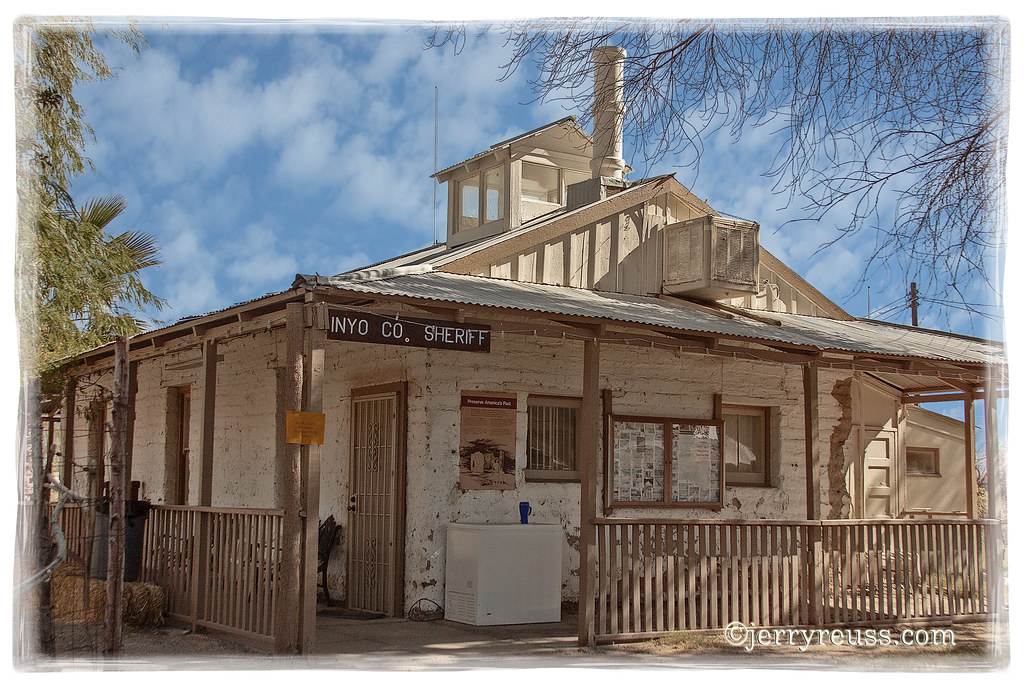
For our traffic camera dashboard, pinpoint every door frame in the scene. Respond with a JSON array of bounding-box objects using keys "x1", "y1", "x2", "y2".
[{"x1": 347, "y1": 381, "x2": 408, "y2": 616}]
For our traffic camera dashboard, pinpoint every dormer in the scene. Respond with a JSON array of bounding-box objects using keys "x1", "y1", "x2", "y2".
[{"x1": 434, "y1": 117, "x2": 619, "y2": 248}]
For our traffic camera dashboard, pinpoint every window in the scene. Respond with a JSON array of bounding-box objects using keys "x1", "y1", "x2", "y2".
[
  {"x1": 522, "y1": 162, "x2": 560, "y2": 203},
  {"x1": 522, "y1": 163, "x2": 590, "y2": 205},
  {"x1": 906, "y1": 447, "x2": 940, "y2": 476},
  {"x1": 723, "y1": 405, "x2": 770, "y2": 486},
  {"x1": 483, "y1": 167, "x2": 504, "y2": 222},
  {"x1": 526, "y1": 396, "x2": 580, "y2": 481},
  {"x1": 458, "y1": 176, "x2": 479, "y2": 230},
  {"x1": 457, "y1": 165, "x2": 504, "y2": 232}
]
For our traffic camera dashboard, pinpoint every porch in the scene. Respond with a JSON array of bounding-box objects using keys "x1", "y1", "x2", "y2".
[
  {"x1": 46, "y1": 287, "x2": 1008, "y2": 656},
  {"x1": 51, "y1": 503, "x2": 1000, "y2": 651}
]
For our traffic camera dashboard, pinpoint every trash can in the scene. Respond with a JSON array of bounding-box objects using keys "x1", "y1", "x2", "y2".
[{"x1": 90, "y1": 500, "x2": 152, "y2": 581}]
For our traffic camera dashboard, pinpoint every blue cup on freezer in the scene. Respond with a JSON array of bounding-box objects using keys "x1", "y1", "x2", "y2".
[{"x1": 519, "y1": 501, "x2": 532, "y2": 524}]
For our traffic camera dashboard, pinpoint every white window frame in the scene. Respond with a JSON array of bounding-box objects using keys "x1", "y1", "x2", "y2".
[
  {"x1": 521, "y1": 161, "x2": 590, "y2": 206},
  {"x1": 456, "y1": 164, "x2": 504, "y2": 233}
]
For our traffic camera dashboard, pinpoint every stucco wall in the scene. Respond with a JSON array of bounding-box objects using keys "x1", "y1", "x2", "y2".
[
  {"x1": 317, "y1": 330, "x2": 843, "y2": 611},
  {"x1": 68, "y1": 316, "x2": 865, "y2": 615},
  {"x1": 904, "y1": 406, "x2": 968, "y2": 514}
]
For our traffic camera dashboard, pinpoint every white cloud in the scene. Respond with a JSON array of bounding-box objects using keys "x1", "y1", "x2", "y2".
[
  {"x1": 274, "y1": 119, "x2": 343, "y2": 186},
  {"x1": 224, "y1": 223, "x2": 300, "y2": 291},
  {"x1": 156, "y1": 208, "x2": 221, "y2": 316}
]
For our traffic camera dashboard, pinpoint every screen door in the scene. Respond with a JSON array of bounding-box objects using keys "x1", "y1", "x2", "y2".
[{"x1": 347, "y1": 388, "x2": 403, "y2": 615}]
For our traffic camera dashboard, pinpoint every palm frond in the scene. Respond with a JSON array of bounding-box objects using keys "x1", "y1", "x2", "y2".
[
  {"x1": 111, "y1": 230, "x2": 162, "y2": 269},
  {"x1": 78, "y1": 194, "x2": 127, "y2": 229}
]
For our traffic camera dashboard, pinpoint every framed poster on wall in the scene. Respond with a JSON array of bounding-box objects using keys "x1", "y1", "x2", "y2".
[
  {"x1": 608, "y1": 415, "x2": 724, "y2": 509},
  {"x1": 459, "y1": 394, "x2": 518, "y2": 491}
]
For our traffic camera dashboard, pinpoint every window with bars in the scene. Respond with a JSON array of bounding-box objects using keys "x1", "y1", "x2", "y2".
[
  {"x1": 526, "y1": 396, "x2": 581, "y2": 481},
  {"x1": 722, "y1": 405, "x2": 771, "y2": 486}
]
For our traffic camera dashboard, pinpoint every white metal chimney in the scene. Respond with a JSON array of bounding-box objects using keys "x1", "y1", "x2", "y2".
[{"x1": 590, "y1": 46, "x2": 627, "y2": 180}]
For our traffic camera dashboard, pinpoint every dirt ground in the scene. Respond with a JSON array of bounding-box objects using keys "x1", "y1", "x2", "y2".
[
  {"x1": 39, "y1": 619, "x2": 271, "y2": 668},
  {"x1": 25, "y1": 616, "x2": 1007, "y2": 672},
  {"x1": 603, "y1": 619, "x2": 1009, "y2": 670}
]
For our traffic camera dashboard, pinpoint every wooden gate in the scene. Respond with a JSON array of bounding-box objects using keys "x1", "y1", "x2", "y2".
[{"x1": 347, "y1": 384, "x2": 406, "y2": 615}]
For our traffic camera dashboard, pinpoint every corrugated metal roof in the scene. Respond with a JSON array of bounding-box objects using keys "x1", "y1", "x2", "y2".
[
  {"x1": 431, "y1": 116, "x2": 588, "y2": 179},
  {"x1": 296, "y1": 271, "x2": 1003, "y2": 366}
]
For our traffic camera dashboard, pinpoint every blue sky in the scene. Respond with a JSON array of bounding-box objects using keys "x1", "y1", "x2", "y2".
[{"x1": 64, "y1": 16, "x2": 1007, "y2": 343}]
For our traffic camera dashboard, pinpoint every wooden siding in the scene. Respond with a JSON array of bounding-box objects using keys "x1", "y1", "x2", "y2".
[{"x1": 476, "y1": 193, "x2": 702, "y2": 297}]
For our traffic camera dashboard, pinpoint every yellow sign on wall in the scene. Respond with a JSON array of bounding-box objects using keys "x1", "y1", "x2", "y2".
[{"x1": 286, "y1": 411, "x2": 326, "y2": 445}]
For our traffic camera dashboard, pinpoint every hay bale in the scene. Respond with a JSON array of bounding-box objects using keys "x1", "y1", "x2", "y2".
[
  {"x1": 51, "y1": 561, "x2": 165, "y2": 626},
  {"x1": 123, "y1": 582, "x2": 165, "y2": 626},
  {"x1": 51, "y1": 562, "x2": 104, "y2": 622}
]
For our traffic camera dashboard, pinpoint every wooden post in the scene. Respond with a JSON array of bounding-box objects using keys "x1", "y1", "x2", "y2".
[
  {"x1": 83, "y1": 398, "x2": 105, "y2": 612},
  {"x1": 298, "y1": 308, "x2": 325, "y2": 653},
  {"x1": 125, "y1": 359, "x2": 139, "y2": 492},
  {"x1": 803, "y1": 362, "x2": 820, "y2": 520},
  {"x1": 275, "y1": 302, "x2": 304, "y2": 654},
  {"x1": 189, "y1": 339, "x2": 218, "y2": 631},
  {"x1": 87, "y1": 399, "x2": 106, "y2": 502},
  {"x1": 578, "y1": 336, "x2": 600, "y2": 646},
  {"x1": 601, "y1": 389, "x2": 613, "y2": 517},
  {"x1": 60, "y1": 378, "x2": 75, "y2": 490},
  {"x1": 983, "y1": 378, "x2": 1001, "y2": 521},
  {"x1": 963, "y1": 390, "x2": 977, "y2": 518},
  {"x1": 104, "y1": 336, "x2": 129, "y2": 655},
  {"x1": 198, "y1": 339, "x2": 217, "y2": 507},
  {"x1": 983, "y1": 375, "x2": 1003, "y2": 616},
  {"x1": 803, "y1": 363, "x2": 823, "y2": 625},
  {"x1": 44, "y1": 415, "x2": 56, "y2": 474}
]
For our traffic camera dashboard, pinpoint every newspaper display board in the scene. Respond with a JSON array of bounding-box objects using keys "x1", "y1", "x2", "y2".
[
  {"x1": 611, "y1": 420, "x2": 665, "y2": 503},
  {"x1": 610, "y1": 416, "x2": 723, "y2": 508},
  {"x1": 671, "y1": 423, "x2": 721, "y2": 504}
]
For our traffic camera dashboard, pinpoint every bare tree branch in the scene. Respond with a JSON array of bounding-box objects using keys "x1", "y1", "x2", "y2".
[{"x1": 424, "y1": 18, "x2": 1008, "y2": 323}]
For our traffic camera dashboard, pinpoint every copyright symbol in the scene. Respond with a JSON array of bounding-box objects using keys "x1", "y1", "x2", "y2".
[{"x1": 723, "y1": 621, "x2": 748, "y2": 646}]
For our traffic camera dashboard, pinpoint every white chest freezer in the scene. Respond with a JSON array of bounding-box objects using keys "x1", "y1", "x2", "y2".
[{"x1": 444, "y1": 523, "x2": 562, "y2": 625}]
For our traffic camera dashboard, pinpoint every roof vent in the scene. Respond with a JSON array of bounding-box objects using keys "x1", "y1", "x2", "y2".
[{"x1": 663, "y1": 216, "x2": 760, "y2": 300}]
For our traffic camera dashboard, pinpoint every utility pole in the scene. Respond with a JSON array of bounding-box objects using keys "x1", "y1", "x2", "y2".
[
  {"x1": 104, "y1": 336, "x2": 129, "y2": 655},
  {"x1": 909, "y1": 282, "x2": 919, "y2": 326}
]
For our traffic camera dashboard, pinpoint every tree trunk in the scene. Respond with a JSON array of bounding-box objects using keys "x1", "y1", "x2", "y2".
[
  {"x1": 104, "y1": 336, "x2": 130, "y2": 655},
  {"x1": 28, "y1": 377, "x2": 56, "y2": 656}
]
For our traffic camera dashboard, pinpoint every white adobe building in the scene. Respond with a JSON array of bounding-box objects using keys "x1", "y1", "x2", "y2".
[{"x1": 54, "y1": 47, "x2": 1005, "y2": 651}]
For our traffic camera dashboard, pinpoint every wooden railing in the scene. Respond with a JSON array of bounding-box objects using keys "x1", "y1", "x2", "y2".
[
  {"x1": 140, "y1": 505, "x2": 285, "y2": 646},
  {"x1": 48, "y1": 502, "x2": 285, "y2": 647},
  {"x1": 50, "y1": 501, "x2": 91, "y2": 564},
  {"x1": 593, "y1": 518, "x2": 999, "y2": 642},
  {"x1": 821, "y1": 520, "x2": 993, "y2": 624}
]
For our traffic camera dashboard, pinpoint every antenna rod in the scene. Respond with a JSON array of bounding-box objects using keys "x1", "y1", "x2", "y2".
[{"x1": 433, "y1": 85, "x2": 438, "y2": 245}]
